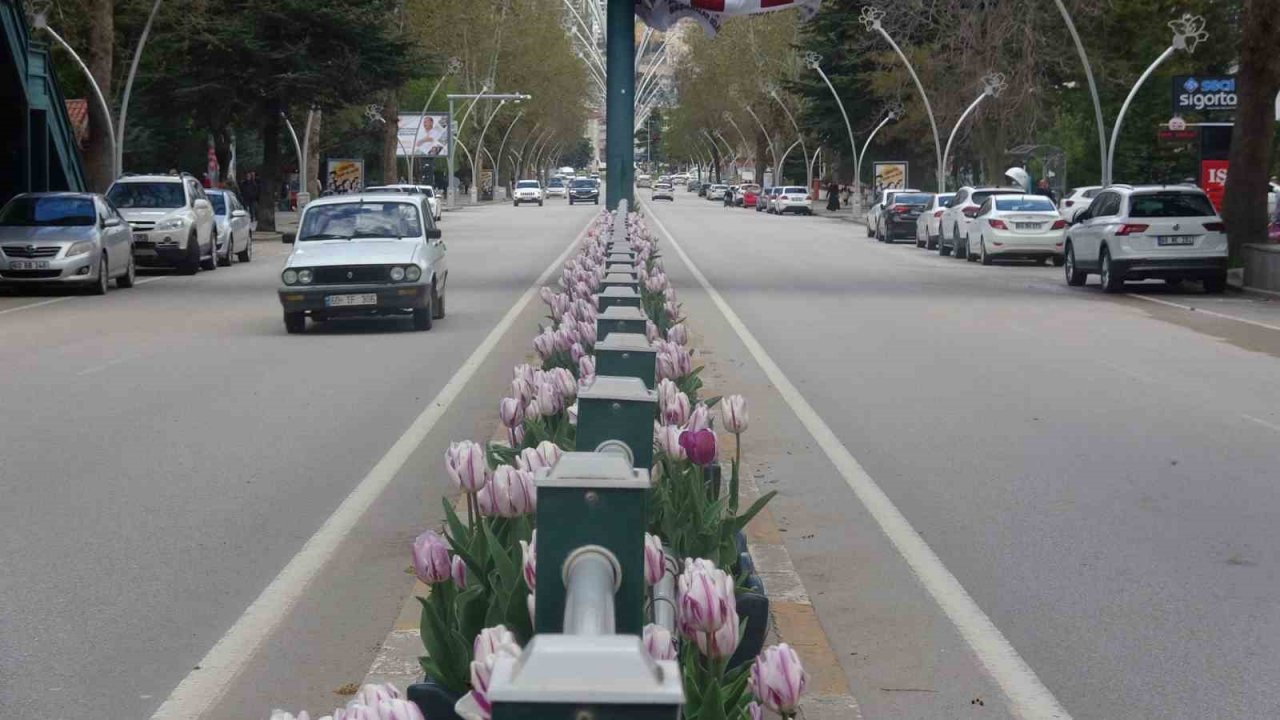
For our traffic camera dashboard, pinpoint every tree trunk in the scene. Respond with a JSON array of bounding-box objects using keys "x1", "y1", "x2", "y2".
[
  {"x1": 85, "y1": 0, "x2": 114, "y2": 191},
  {"x1": 306, "y1": 110, "x2": 323, "y2": 196},
  {"x1": 259, "y1": 107, "x2": 281, "y2": 232},
  {"x1": 382, "y1": 92, "x2": 399, "y2": 184},
  {"x1": 1223, "y1": 0, "x2": 1280, "y2": 258},
  {"x1": 755, "y1": 131, "x2": 767, "y2": 186}
]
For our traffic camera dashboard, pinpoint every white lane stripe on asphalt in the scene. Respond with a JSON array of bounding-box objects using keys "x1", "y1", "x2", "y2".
[
  {"x1": 1125, "y1": 293, "x2": 1280, "y2": 333},
  {"x1": 641, "y1": 199, "x2": 1072, "y2": 720},
  {"x1": 149, "y1": 216, "x2": 596, "y2": 720},
  {"x1": 0, "y1": 274, "x2": 170, "y2": 317}
]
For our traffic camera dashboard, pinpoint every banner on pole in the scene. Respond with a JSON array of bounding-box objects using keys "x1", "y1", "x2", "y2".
[
  {"x1": 873, "y1": 161, "x2": 908, "y2": 193},
  {"x1": 634, "y1": 0, "x2": 821, "y2": 35},
  {"x1": 326, "y1": 159, "x2": 365, "y2": 194},
  {"x1": 396, "y1": 113, "x2": 451, "y2": 158}
]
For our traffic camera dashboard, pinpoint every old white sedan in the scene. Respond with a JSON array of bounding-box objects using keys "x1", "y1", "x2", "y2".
[{"x1": 278, "y1": 193, "x2": 447, "y2": 333}]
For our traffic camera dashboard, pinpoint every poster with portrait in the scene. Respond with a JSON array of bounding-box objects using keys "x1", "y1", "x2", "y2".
[
  {"x1": 873, "y1": 162, "x2": 909, "y2": 194},
  {"x1": 397, "y1": 113, "x2": 451, "y2": 158},
  {"x1": 326, "y1": 159, "x2": 364, "y2": 194}
]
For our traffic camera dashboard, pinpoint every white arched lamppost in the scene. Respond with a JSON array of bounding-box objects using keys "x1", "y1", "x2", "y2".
[
  {"x1": 804, "y1": 51, "x2": 861, "y2": 208},
  {"x1": 1052, "y1": 0, "x2": 1107, "y2": 184},
  {"x1": 854, "y1": 102, "x2": 903, "y2": 202},
  {"x1": 740, "y1": 101, "x2": 778, "y2": 184},
  {"x1": 766, "y1": 82, "x2": 812, "y2": 193},
  {"x1": 30, "y1": 12, "x2": 118, "y2": 177},
  {"x1": 408, "y1": 57, "x2": 462, "y2": 182},
  {"x1": 862, "y1": 6, "x2": 944, "y2": 191},
  {"x1": 941, "y1": 73, "x2": 1007, "y2": 192},
  {"x1": 1106, "y1": 14, "x2": 1207, "y2": 184}
]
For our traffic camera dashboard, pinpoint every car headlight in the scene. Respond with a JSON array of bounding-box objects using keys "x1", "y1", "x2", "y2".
[
  {"x1": 66, "y1": 241, "x2": 95, "y2": 258},
  {"x1": 282, "y1": 269, "x2": 299, "y2": 285},
  {"x1": 405, "y1": 265, "x2": 422, "y2": 282},
  {"x1": 389, "y1": 266, "x2": 406, "y2": 282},
  {"x1": 297, "y1": 269, "x2": 314, "y2": 285},
  {"x1": 155, "y1": 218, "x2": 186, "y2": 231}
]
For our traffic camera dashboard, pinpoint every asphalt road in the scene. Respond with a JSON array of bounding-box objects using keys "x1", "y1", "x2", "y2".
[
  {"x1": 0, "y1": 199, "x2": 598, "y2": 719},
  {"x1": 641, "y1": 193, "x2": 1280, "y2": 720}
]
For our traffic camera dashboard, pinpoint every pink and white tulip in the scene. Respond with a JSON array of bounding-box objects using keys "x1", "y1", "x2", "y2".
[
  {"x1": 445, "y1": 440, "x2": 490, "y2": 493},
  {"x1": 644, "y1": 533, "x2": 665, "y2": 586},
  {"x1": 721, "y1": 394, "x2": 749, "y2": 434},
  {"x1": 750, "y1": 643, "x2": 807, "y2": 716},
  {"x1": 520, "y1": 531, "x2": 536, "y2": 591},
  {"x1": 411, "y1": 530, "x2": 451, "y2": 584},
  {"x1": 499, "y1": 397, "x2": 524, "y2": 429},
  {"x1": 642, "y1": 623, "x2": 678, "y2": 662}
]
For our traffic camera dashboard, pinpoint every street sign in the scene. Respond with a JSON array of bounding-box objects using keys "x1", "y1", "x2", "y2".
[
  {"x1": 1158, "y1": 129, "x2": 1197, "y2": 142},
  {"x1": 1173, "y1": 75, "x2": 1237, "y2": 113}
]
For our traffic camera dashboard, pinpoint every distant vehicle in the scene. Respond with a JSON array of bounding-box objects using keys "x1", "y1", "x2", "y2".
[
  {"x1": 204, "y1": 189, "x2": 253, "y2": 265},
  {"x1": 687, "y1": 181, "x2": 702, "y2": 193},
  {"x1": 637, "y1": 174, "x2": 653, "y2": 189},
  {"x1": 967, "y1": 194, "x2": 1066, "y2": 265},
  {"x1": 1064, "y1": 184, "x2": 1227, "y2": 293},
  {"x1": 706, "y1": 184, "x2": 728, "y2": 201},
  {"x1": 569, "y1": 178, "x2": 600, "y2": 205},
  {"x1": 513, "y1": 180, "x2": 544, "y2": 207},
  {"x1": 547, "y1": 177, "x2": 567, "y2": 198},
  {"x1": 739, "y1": 183, "x2": 761, "y2": 209},
  {"x1": 1059, "y1": 186, "x2": 1103, "y2": 223},
  {"x1": 876, "y1": 191, "x2": 932, "y2": 243},
  {"x1": 915, "y1": 193, "x2": 956, "y2": 249},
  {"x1": 652, "y1": 182, "x2": 675, "y2": 201},
  {"x1": 107, "y1": 173, "x2": 217, "y2": 274},
  {"x1": 366, "y1": 184, "x2": 442, "y2": 221},
  {"x1": 0, "y1": 192, "x2": 135, "y2": 294},
  {"x1": 938, "y1": 186, "x2": 1025, "y2": 259},
  {"x1": 278, "y1": 192, "x2": 446, "y2": 333},
  {"x1": 864, "y1": 188, "x2": 920, "y2": 238},
  {"x1": 559, "y1": 166, "x2": 576, "y2": 177},
  {"x1": 772, "y1": 186, "x2": 812, "y2": 216}
]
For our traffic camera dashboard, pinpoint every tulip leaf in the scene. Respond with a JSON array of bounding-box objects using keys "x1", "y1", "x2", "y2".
[
  {"x1": 727, "y1": 491, "x2": 777, "y2": 534},
  {"x1": 418, "y1": 595, "x2": 468, "y2": 694}
]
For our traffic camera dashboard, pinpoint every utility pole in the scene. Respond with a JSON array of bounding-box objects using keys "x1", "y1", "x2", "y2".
[{"x1": 605, "y1": 0, "x2": 635, "y2": 208}]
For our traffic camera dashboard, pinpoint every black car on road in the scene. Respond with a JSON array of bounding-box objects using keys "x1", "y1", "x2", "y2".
[{"x1": 568, "y1": 178, "x2": 600, "y2": 205}]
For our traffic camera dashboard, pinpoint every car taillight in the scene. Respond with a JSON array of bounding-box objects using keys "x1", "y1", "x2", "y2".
[
  {"x1": 1065, "y1": 200, "x2": 1075, "y2": 207},
  {"x1": 891, "y1": 204, "x2": 908, "y2": 214},
  {"x1": 1115, "y1": 224, "x2": 1149, "y2": 236},
  {"x1": 1051, "y1": 219, "x2": 1067, "y2": 230},
  {"x1": 962, "y1": 207, "x2": 979, "y2": 218},
  {"x1": 988, "y1": 219, "x2": 1008, "y2": 230},
  {"x1": 1203, "y1": 221, "x2": 1226, "y2": 232},
  {"x1": 933, "y1": 210, "x2": 944, "y2": 218}
]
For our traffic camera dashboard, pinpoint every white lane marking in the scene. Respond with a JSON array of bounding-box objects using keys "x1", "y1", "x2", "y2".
[
  {"x1": 641, "y1": 199, "x2": 1072, "y2": 720},
  {"x1": 1125, "y1": 293, "x2": 1280, "y2": 333},
  {"x1": 0, "y1": 274, "x2": 170, "y2": 317},
  {"x1": 149, "y1": 217, "x2": 595, "y2": 720},
  {"x1": 1243, "y1": 414, "x2": 1280, "y2": 434}
]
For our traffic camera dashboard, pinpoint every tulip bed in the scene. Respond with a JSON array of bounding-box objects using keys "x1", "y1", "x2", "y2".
[{"x1": 269, "y1": 210, "x2": 807, "y2": 720}]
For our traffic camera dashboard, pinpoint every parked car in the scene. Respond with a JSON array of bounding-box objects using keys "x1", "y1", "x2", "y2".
[
  {"x1": 1060, "y1": 185, "x2": 1103, "y2": 223},
  {"x1": 568, "y1": 178, "x2": 600, "y2": 205},
  {"x1": 0, "y1": 192, "x2": 135, "y2": 294},
  {"x1": 937, "y1": 186, "x2": 1025, "y2": 259},
  {"x1": 652, "y1": 182, "x2": 675, "y2": 201},
  {"x1": 739, "y1": 183, "x2": 761, "y2": 209},
  {"x1": 205, "y1": 189, "x2": 253, "y2": 265},
  {"x1": 864, "y1": 188, "x2": 921, "y2": 238},
  {"x1": 513, "y1": 180, "x2": 544, "y2": 207},
  {"x1": 107, "y1": 173, "x2": 217, "y2": 274},
  {"x1": 1063, "y1": 184, "x2": 1227, "y2": 293},
  {"x1": 365, "y1": 184, "x2": 441, "y2": 221},
  {"x1": 763, "y1": 187, "x2": 784, "y2": 213},
  {"x1": 877, "y1": 191, "x2": 932, "y2": 242},
  {"x1": 755, "y1": 187, "x2": 771, "y2": 212},
  {"x1": 915, "y1": 192, "x2": 956, "y2": 249},
  {"x1": 772, "y1": 186, "x2": 812, "y2": 215},
  {"x1": 706, "y1": 184, "x2": 728, "y2": 201},
  {"x1": 547, "y1": 177, "x2": 567, "y2": 198},
  {"x1": 698, "y1": 183, "x2": 709, "y2": 198},
  {"x1": 278, "y1": 192, "x2": 447, "y2": 333},
  {"x1": 687, "y1": 181, "x2": 702, "y2": 194},
  {"x1": 966, "y1": 194, "x2": 1066, "y2": 265},
  {"x1": 637, "y1": 174, "x2": 653, "y2": 188}
]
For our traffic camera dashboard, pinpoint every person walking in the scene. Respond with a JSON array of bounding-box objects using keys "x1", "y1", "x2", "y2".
[
  {"x1": 241, "y1": 171, "x2": 261, "y2": 223},
  {"x1": 1035, "y1": 178, "x2": 1058, "y2": 205},
  {"x1": 826, "y1": 182, "x2": 840, "y2": 212}
]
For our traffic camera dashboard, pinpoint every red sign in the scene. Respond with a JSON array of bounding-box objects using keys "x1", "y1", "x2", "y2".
[
  {"x1": 1201, "y1": 160, "x2": 1228, "y2": 211},
  {"x1": 1158, "y1": 129, "x2": 1197, "y2": 142}
]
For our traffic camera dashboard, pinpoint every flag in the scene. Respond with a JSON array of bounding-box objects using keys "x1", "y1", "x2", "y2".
[{"x1": 634, "y1": 0, "x2": 821, "y2": 35}]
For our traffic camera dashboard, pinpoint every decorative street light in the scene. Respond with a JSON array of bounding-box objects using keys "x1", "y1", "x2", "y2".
[
  {"x1": 862, "y1": 6, "x2": 944, "y2": 191},
  {"x1": 854, "y1": 102, "x2": 903, "y2": 202},
  {"x1": 941, "y1": 73, "x2": 1007, "y2": 192},
  {"x1": 805, "y1": 51, "x2": 862, "y2": 208},
  {"x1": 408, "y1": 57, "x2": 463, "y2": 182},
  {"x1": 446, "y1": 88, "x2": 530, "y2": 208},
  {"x1": 30, "y1": 12, "x2": 118, "y2": 178},
  {"x1": 1052, "y1": 0, "x2": 1107, "y2": 185},
  {"x1": 767, "y1": 82, "x2": 812, "y2": 193}
]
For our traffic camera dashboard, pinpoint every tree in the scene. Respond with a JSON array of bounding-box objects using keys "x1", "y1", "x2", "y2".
[{"x1": 1223, "y1": 0, "x2": 1280, "y2": 256}]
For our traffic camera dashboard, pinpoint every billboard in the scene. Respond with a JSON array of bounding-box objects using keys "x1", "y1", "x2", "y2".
[
  {"x1": 397, "y1": 113, "x2": 451, "y2": 158},
  {"x1": 326, "y1": 159, "x2": 364, "y2": 194},
  {"x1": 873, "y1": 162, "x2": 909, "y2": 193},
  {"x1": 1173, "y1": 76, "x2": 1237, "y2": 113}
]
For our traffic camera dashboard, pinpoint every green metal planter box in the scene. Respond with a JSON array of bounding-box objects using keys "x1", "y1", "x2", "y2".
[
  {"x1": 597, "y1": 285, "x2": 642, "y2": 312},
  {"x1": 575, "y1": 375, "x2": 656, "y2": 470},
  {"x1": 596, "y1": 305, "x2": 647, "y2": 341},
  {"x1": 606, "y1": 263, "x2": 636, "y2": 275},
  {"x1": 602, "y1": 272, "x2": 640, "y2": 292},
  {"x1": 608, "y1": 252, "x2": 637, "y2": 264},
  {"x1": 595, "y1": 332, "x2": 657, "y2": 388}
]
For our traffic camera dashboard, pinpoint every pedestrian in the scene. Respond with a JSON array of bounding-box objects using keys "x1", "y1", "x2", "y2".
[
  {"x1": 241, "y1": 171, "x2": 261, "y2": 222},
  {"x1": 1035, "y1": 178, "x2": 1058, "y2": 205},
  {"x1": 841, "y1": 185, "x2": 851, "y2": 207},
  {"x1": 826, "y1": 182, "x2": 840, "y2": 212}
]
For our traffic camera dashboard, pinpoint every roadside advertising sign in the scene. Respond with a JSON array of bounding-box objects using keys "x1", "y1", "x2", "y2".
[
  {"x1": 873, "y1": 162, "x2": 909, "y2": 193},
  {"x1": 397, "y1": 113, "x2": 451, "y2": 158},
  {"x1": 326, "y1": 159, "x2": 364, "y2": 194},
  {"x1": 1173, "y1": 76, "x2": 1237, "y2": 113}
]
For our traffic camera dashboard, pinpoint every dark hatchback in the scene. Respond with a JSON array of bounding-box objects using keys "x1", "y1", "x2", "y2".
[
  {"x1": 568, "y1": 179, "x2": 600, "y2": 205},
  {"x1": 881, "y1": 192, "x2": 933, "y2": 242}
]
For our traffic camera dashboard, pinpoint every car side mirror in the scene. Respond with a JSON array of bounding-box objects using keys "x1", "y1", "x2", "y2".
[
  {"x1": 103, "y1": 216, "x2": 123, "y2": 228},
  {"x1": 232, "y1": 209, "x2": 248, "y2": 218},
  {"x1": 283, "y1": 232, "x2": 296, "y2": 244},
  {"x1": 426, "y1": 228, "x2": 442, "y2": 240}
]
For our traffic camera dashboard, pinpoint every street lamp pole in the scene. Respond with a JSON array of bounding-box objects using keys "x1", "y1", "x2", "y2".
[
  {"x1": 941, "y1": 74, "x2": 1006, "y2": 192},
  {"x1": 1052, "y1": 0, "x2": 1107, "y2": 184},
  {"x1": 805, "y1": 52, "x2": 861, "y2": 208},
  {"x1": 605, "y1": 0, "x2": 636, "y2": 208},
  {"x1": 495, "y1": 111, "x2": 524, "y2": 196},
  {"x1": 741, "y1": 103, "x2": 778, "y2": 184},
  {"x1": 408, "y1": 57, "x2": 462, "y2": 182},
  {"x1": 854, "y1": 105, "x2": 902, "y2": 202},
  {"x1": 473, "y1": 99, "x2": 509, "y2": 203},
  {"x1": 31, "y1": 15, "x2": 118, "y2": 178},
  {"x1": 445, "y1": 90, "x2": 529, "y2": 208},
  {"x1": 768, "y1": 84, "x2": 812, "y2": 193},
  {"x1": 116, "y1": 0, "x2": 163, "y2": 176}
]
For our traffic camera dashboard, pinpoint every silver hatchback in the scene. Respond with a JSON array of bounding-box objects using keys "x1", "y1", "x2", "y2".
[{"x1": 0, "y1": 192, "x2": 135, "y2": 294}]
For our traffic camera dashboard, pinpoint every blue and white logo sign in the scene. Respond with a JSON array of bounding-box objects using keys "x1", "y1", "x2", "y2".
[{"x1": 1174, "y1": 75, "x2": 1236, "y2": 113}]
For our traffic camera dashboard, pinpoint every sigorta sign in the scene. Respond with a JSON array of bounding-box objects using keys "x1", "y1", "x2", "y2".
[{"x1": 1173, "y1": 75, "x2": 1237, "y2": 113}]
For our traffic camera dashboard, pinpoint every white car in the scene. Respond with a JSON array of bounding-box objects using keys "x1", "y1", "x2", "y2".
[
  {"x1": 637, "y1": 174, "x2": 653, "y2": 189},
  {"x1": 365, "y1": 185, "x2": 442, "y2": 222},
  {"x1": 107, "y1": 173, "x2": 217, "y2": 274},
  {"x1": 1060, "y1": 185, "x2": 1103, "y2": 223},
  {"x1": 652, "y1": 182, "x2": 675, "y2": 201},
  {"x1": 513, "y1": 180, "x2": 544, "y2": 207},
  {"x1": 278, "y1": 193, "x2": 447, "y2": 333},
  {"x1": 772, "y1": 186, "x2": 812, "y2": 215},
  {"x1": 937, "y1": 186, "x2": 1024, "y2": 259},
  {"x1": 915, "y1": 192, "x2": 955, "y2": 249},
  {"x1": 967, "y1": 194, "x2": 1066, "y2": 266},
  {"x1": 1064, "y1": 184, "x2": 1228, "y2": 293},
  {"x1": 705, "y1": 184, "x2": 728, "y2": 201},
  {"x1": 205, "y1": 189, "x2": 253, "y2": 265},
  {"x1": 546, "y1": 178, "x2": 567, "y2": 198}
]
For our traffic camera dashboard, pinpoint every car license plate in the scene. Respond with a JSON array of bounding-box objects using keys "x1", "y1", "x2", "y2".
[
  {"x1": 1157, "y1": 236, "x2": 1194, "y2": 246},
  {"x1": 1015, "y1": 222, "x2": 1044, "y2": 230},
  {"x1": 10, "y1": 260, "x2": 49, "y2": 270},
  {"x1": 325, "y1": 293, "x2": 378, "y2": 307},
  {"x1": 133, "y1": 233, "x2": 148, "y2": 243}
]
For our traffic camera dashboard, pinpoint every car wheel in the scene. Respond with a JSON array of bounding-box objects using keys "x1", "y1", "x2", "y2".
[
  {"x1": 538, "y1": 201, "x2": 544, "y2": 206},
  {"x1": 219, "y1": 233, "x2": 235, "y2": 266},
  {"x1": 569, "y1": 199, "x2": 574, "y2": 205},
  {"x1": 116, "y1": 252, "x2": 136, "y2": 288},
  {"x1": 594, "y1": 199, "x2": 599, "y2": 205},
  {"x1": 91, "y1": 251, "x2": 110, "y2": 295},
  {"x1": 937, "y1": 234, "x2": 951, "y2": 256},
  {"x1": 237, "y1": 236, "x2": 253, "y2": 263},
  {"x1": 1100, "y1": 247, "x2": 1123, "y2": 293},
  {"x1": 1064, "y1": 243, "x2": 1087, "y2": 286},
  {"x1": 181, "y1": 233, "x2": 201, "y2": 275},
  {"x1": 1203, "y1": 273, "x2": 1227, "y2": 294},
  {"x1": 980, "y1": 239, "x2": 993, "y2": 265},
  {"x1": 431, "y1": 280, "x2": 446, "y2": 319},
  {"x1": 201, "y1": 229, "x2": 218, "y2": 271},
  {"x1": 412, "y1": 300, "x2": 433, "y2": 331},
  {"x1": 966, "y1": 238, "x2": 978, "y2": 262},
  {"x1": 284, "y1": 311, "x2": 306, "y2": 334},
  {"x1": 514, "y1": 201, "x2": 520, "y2": 207},
  {"x1": 956, "y1": 234, "x2": 969, "y2": 260},
  {"x1": 927, "y1": 233, "x2": 939, "y2": 250},
  {"x1": 916, "y1": 232, "x2": 925, "y2": 249},
  {"x1": 865, "y1": 222, "x2": 874, "y2": 237}
]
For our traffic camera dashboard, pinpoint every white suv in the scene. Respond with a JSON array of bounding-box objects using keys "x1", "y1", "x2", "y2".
[
  {"x1": 1063, "y1": 184, "x2": 1228, "y2": 293},
  {"x1": 107, "y1": 174, "x2": 217, "y2": 274},
  {"x1": 513, "y1": 180, "x2": 544, "y2": 207}
]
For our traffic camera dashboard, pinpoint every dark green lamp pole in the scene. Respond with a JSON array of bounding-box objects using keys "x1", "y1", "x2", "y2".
[{"x1": 605, "y1": 0, "x2": 635, "y2": 208}]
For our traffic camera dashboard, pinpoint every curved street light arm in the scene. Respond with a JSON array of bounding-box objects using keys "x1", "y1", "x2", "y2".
[
  {"x1": 281, "y1": 113, "x2": 304, "y2": 190},
  {"x1": 1052, "y1": 0, "x2": 1107, "y2": 184},
  {"x1": 36, "y1": 22, "x2": 118, "y2": 178},
  {"x1": 806, "y1": 54, "x2": 862, "y2": 205},
  {"x1": 854, "y1": 111, "x2": 898, "y2": 200},
  {"x1": 941, "y1": 92, "x2": 990, "y2": 192},
  {"x1": 722, "y1": 114, "x2": 753, "y2": 165},
  {"x1": 741, "y1": 104, "x2": 778, "y2": 177},
  {"x1": 863, "y1": 8, "x2": 943, "y2": 190},
  {"x1": 769, "y1": 87, "x2": 811, "y2": 192},
  {"x1": 409, "y1": 58, "x2": 462, "y2": 180},
  {"x1": 494, "y1": 111, "x2": 524, "y2": 190},
  {"x1": 635, "y1": 27, "x2": 654, "y2": 72},
  {"x1": 472, "y1": 100, "x2": 508, "y2": 202},
  {"x1": 116, "y1": 0, "x2": 163, "y2": 175},
  {"x1": 1106, "y1": 46, "x2": 1175, "y2": 185}
]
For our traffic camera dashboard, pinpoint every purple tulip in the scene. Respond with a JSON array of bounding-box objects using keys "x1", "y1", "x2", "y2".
[
  {"x1": 656, "y1": 379, "x2": 679, "y2": 412},
  {"x1": 721, "y1": 394, "x2": 749, "y2": 434},
  {"x1": 664, "y1": 301, "x2": 679, "y2": 323},
  {"x1": 510, "y1": 377, "x2": 533, "y2": 404},
  {"x1": 268, "y1": 712, "x2": 313, "y2": 720},
  {"x1": 451, "y1": 554, "x2": 467, "y2": 589},
  {"x1": 374, "y1": 699, "x2": 424, "y2": 720},
  {"x1": 577, "y1": 320, "x2": 597, "y2": 349},
  {"x1": 468, "y1": 627, "x2": 523, "y2": 720},
  {"x1": 411, "y1": 530, "x2": 451, "y2": 584},
  {"x1": 532, "y1": 330, "x2": 556, "y2": 359},
  {"x1": 516, "y1": 446, "x2": 547, "y2": 472},
  {"x1": 475, "y1": 484, "x2": 500, "y2": 517},
  {"x1": 338, "y1": 703, "x2": 379, "y2": 720},
  {"x1": 643, "y1": 623, "x2": 678, "y2": 662},
  {"x1": 499, "y1": 397, "x2": 524, "y2": 429},
  {"x1": 535, "y1": 381, "x2": 563, "y2": 415},
  {"x1": 489, "y1": 465, "x2": 529, "y2": 517},
  {"x1": 520, "y1": 532, "x2": 536, "y2": 591},
  {"x1": 747, "y1": 701, "x2": 764, "y2": 720},
  {"x1": 351, "y1": 683, "x2": 400, "y2": 708},
  {"x1": 534, "y1": 440, "x2": 563, "y2": 469},
  {"x1": 644, "y1": 533, "x2": 665, "y2": 586},
  {"x1": 750, "y1": 643, "x2": 808, "y2": 716},
  {"x1": 550, "y1": 367, "x2": 578, "y2": 402},
  {"x1": 679, "y1": 429, "x2": 717, "y2": 466},
  {"x1": 656, "y1": 351, "x2": 678, "y2": 381},
  {"x1": 513, "y1": 363, "x2": 537, "y2": 386},
  {"x1": 446, "y1": 440, "x2": 490, "y2": 493},
  {"x1": 570, "y1": 343, "x2": 586, "y2": 363},
  {"x1": 645, "y1": 320, "x2": 659, "y2": 343}
]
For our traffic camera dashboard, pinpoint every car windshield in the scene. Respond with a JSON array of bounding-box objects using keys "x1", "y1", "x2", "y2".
[
  {"x1": 894, "y1": 193, "x2": 932, "y2": 205},
  {"x1": 742, "y1": 185, "x2": 760, "y2": 193},
  {"x1": 549, "y1": 179, "x2": 565, "y2": 187},
  {"x1": 517, "y1": 181, "x2": 540, "y2": 189},
  {"x1": 1128, "y1": 192, "x2": 1216, "y2": 218},
  {"x1": 784, "y1": 187, "x2": 806, "y2": 194},
  {"x1": 970, "y1": 190, "x2": 1021, "y2": 205},
  {"x1": 107, "y1": 182, "x2": 185, "y2": 209},
  {"x1": 207, "y1": 193, "x2": 228, "y2": 215},
  {"x1": 937, "y1": 194, "x2": 956, "y2": 207},
  {"x1": 0, "y1": 196, "x2": 96, "y2": 227},
  {"x1": 298, "y1": 201, "x2": 422, "y2": 241},
  {"x1": 572, "y1": 180, "x2": 594, "y2": 188},
  {"x1": 995, "y1": 197, "x2": 1056, "y2": 212}
]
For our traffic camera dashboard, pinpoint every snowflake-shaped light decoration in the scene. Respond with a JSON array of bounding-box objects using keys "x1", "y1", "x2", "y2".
[
  {"x1": 27, "y1": 1, "x2": 52, "y2": 28},
  {"x1": 860, "y1": 6, "x2": 885, "y2": 32},
  {"x1": 1168, "y1": 13, "x2": 1208, "y2": 54},
  {"x1": 982, "y1": 73, "x2": 1008, "y2": 98},
  {"x1": 763, "y1": 81, "x2": 781, "y2": 98},
  {"x1": 803, "y1": 51, "x2": 823, "y2": 70},
  {"x1": 884, "y1": 101, "x2": 905, "y2": 121},
  {"x1": 364, "y1": 104, "x2": 385, "y2": 126},
  {"x1": 446, "y1": 57, "x2": 463, "y2": 75},
  {"x1": 721, "y1": 111, "x2": 734, "y2": 123}
]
